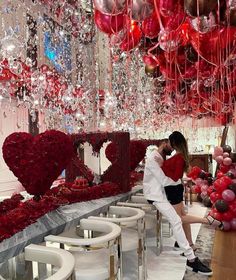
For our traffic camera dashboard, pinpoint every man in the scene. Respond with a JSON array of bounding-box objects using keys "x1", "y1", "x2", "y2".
[{"x1": 143, "y1": 140, "x2": 213, "y2": 276}]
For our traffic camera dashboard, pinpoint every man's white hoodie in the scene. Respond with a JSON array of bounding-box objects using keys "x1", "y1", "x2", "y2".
[{"x1": 143, "y1": 147, "x2": 181, "y2": 202}]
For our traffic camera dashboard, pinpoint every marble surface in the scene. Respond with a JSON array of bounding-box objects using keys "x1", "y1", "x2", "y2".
[{"x1": 0, "y1": 185, "x2": 142, "y2": 263}]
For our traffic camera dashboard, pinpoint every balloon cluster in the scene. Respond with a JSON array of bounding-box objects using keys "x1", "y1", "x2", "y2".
[
  {"x1": 187, "y1": 166, "x2": 214, "y2": 207},
  {"x1": 213, "y1": 145, "x2": 235, "y2": 176},
  {"x1": 188, "y1": 144, "x2": 236, "y2": 231},
  {"x1": 94, "y1": 0, "x2": 236, "y2": 124},
  {"x1": 210, "y1": 144, "x2": 236, "y2": 230},
  {"x1": 209, "y1": 176, "x2": 236, "y2": 231}
]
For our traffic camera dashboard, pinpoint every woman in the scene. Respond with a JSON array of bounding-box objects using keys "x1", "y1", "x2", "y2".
[{"x1": 160, "y1": 131, "x2": 223, "y2": 251}]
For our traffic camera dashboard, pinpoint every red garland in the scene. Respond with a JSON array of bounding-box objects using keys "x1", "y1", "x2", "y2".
[
  {"x1": 0, "y1": 193, "x2": 24, "y2": 216},
  {"x1": 130, "y1": 171, "x2": 144, "y2": 188},
  {"x1": 0, "y1": 181, "x2": 121, "y2": 242}
]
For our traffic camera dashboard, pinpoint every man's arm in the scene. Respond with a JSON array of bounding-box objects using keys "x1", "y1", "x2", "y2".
[{"x1": 147, "y1": 152, "x2": 180, "y2": 186}]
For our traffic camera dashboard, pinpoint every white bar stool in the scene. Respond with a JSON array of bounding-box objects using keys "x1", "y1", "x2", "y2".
[
  {"x1": 45, "y1": 219, "x2": 121, "y2": 280},
  {"x1": 118, "y1": 195, "x2": 162, "y2": 255},
  {"x1": 24, "y1": 244, "x2": 75, "y2": 280},
  {"x1": 88, "y1": 206, "x2": 146, "y2": 280},
  {"x1": 131, "y1": 195, "x2": 173, "y2": 238}
]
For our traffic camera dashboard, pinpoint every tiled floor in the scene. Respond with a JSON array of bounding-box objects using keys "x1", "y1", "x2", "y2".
[{"x1": 122, "y1": 202, "x2": 208, "y2": 280}]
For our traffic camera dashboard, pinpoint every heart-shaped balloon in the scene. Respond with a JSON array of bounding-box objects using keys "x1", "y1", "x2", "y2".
[{"x1": 2, "y1": 130, "x2": 73, "y2": 196}]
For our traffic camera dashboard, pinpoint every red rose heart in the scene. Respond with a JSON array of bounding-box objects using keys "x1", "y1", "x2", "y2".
[
  {"x1": 2, "y1": 130, "x2": 73, "y2": 196},
  {"x1": 67, "y1": 132, "x2": 130, "y2": 193},
  {"x1": 106, "y1": 140, "x2": 146, "y2": 171}
]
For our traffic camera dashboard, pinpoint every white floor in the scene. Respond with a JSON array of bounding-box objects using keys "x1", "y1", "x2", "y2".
[{"x1": 122, "y1": 202, "x2": 208, "y2": 280}]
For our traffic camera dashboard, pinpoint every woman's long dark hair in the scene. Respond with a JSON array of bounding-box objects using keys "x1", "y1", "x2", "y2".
[{"x1": 169, "y1": 131, "x2": 190, "y2": 172}]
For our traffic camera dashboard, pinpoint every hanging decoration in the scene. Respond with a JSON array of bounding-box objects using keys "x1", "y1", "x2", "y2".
[{"x1": 92, "y1": 0, "x2": 236, "y2": 130}]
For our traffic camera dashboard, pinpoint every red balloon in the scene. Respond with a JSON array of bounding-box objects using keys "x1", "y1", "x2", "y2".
[
  {"x1": 164, "y1": 46, "x2": 186, "y2": 64},
  {"x1": 164, "y1": 9, "x2": 185, "y2": 31},
  {"x1": 194, "y1": 185, "x2": 202, "y2": 194},
  {"x1": 219, "y1": 164, "x2": 231, "y2": 174},
  {"x1": 120, "y1": 22, "x2": 142, "y2": 51},
  {"x1": 0, "y1": 68, "x2": 18, "y2": 81},
  {"x1": 159, "y1": 0, "x2": 177, "y2": 17},
  {"x1": 207, "y1": 186, "x2": 214, "y2": 196},
  {"x1": 196, "y1": 59, "x2": 215, "y2": 79},
  {"x1": 220, "y1": 27, "x2": 236, "y2": 49},
  {"x1": 142, "y1": 13, "x2": 160, "y2": 39},
  {"x1": 229, "y1": 203, "x2": 236, "y2": 218},
  {"x1": 215, "y1": 113, "x2": 232, "y2": 126},
  {"x1": 94, "y1": 9, "x2": 124, "y2": 35},
  {"x1": 222, "y1": 176, "x2": 233, "y2": 186},
  {"x1": 182, "y1": 64, "x2": 197, "y2": 79},
  {"x1": 214, "y1": 176, "x2": 233, "y2": 193},
  {"x1": 216, "y1": 171, "x2": 225, "y2": 179},
  {"x1": 210, "y1": 191, "x2": 222, "y2": 203},
  {"x1": 187, "y1": 166, "x2": 202, "y2": 179},
  {"x1": 222, "y1": 210, "x2": 234, "y2": 222},
  {"x1": 159, "y1": 62, "x2": 180, "y2": 80},
  {"x1": 212, "y1": 209, "x2": 224, "y2": 221},
  {"x1": 143, "y1": 54, "x2": 159, "y2": 67},
  {"x1": 189, "y1": 26, "x2": 236, "y2": 65}
]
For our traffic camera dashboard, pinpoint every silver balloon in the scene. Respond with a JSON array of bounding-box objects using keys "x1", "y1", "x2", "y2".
[
  {"x1": 93, "y1": 0, "x2": 126, "y2": 15},
  {"x1": 158, "y1": 29, "x2": 179, "y2": 52},
  {"x1": 9, "y1": 60, "x2": 22, "y2": 75},
  {"x1": 230, "y1": 0, "x2": 236, "y2": 9},
  {"x1": 0, "y1": 36, "x2": 23, "y2": 59},
  {"x1": 131, "y1": 0, "x2": 154, "y2": 21},
  {"x1": 203, "y1": 77, "x2": 215, "y2": 87},
  {"x1": 190, "y1": 13, "x2": 216, "y2": 33}
]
